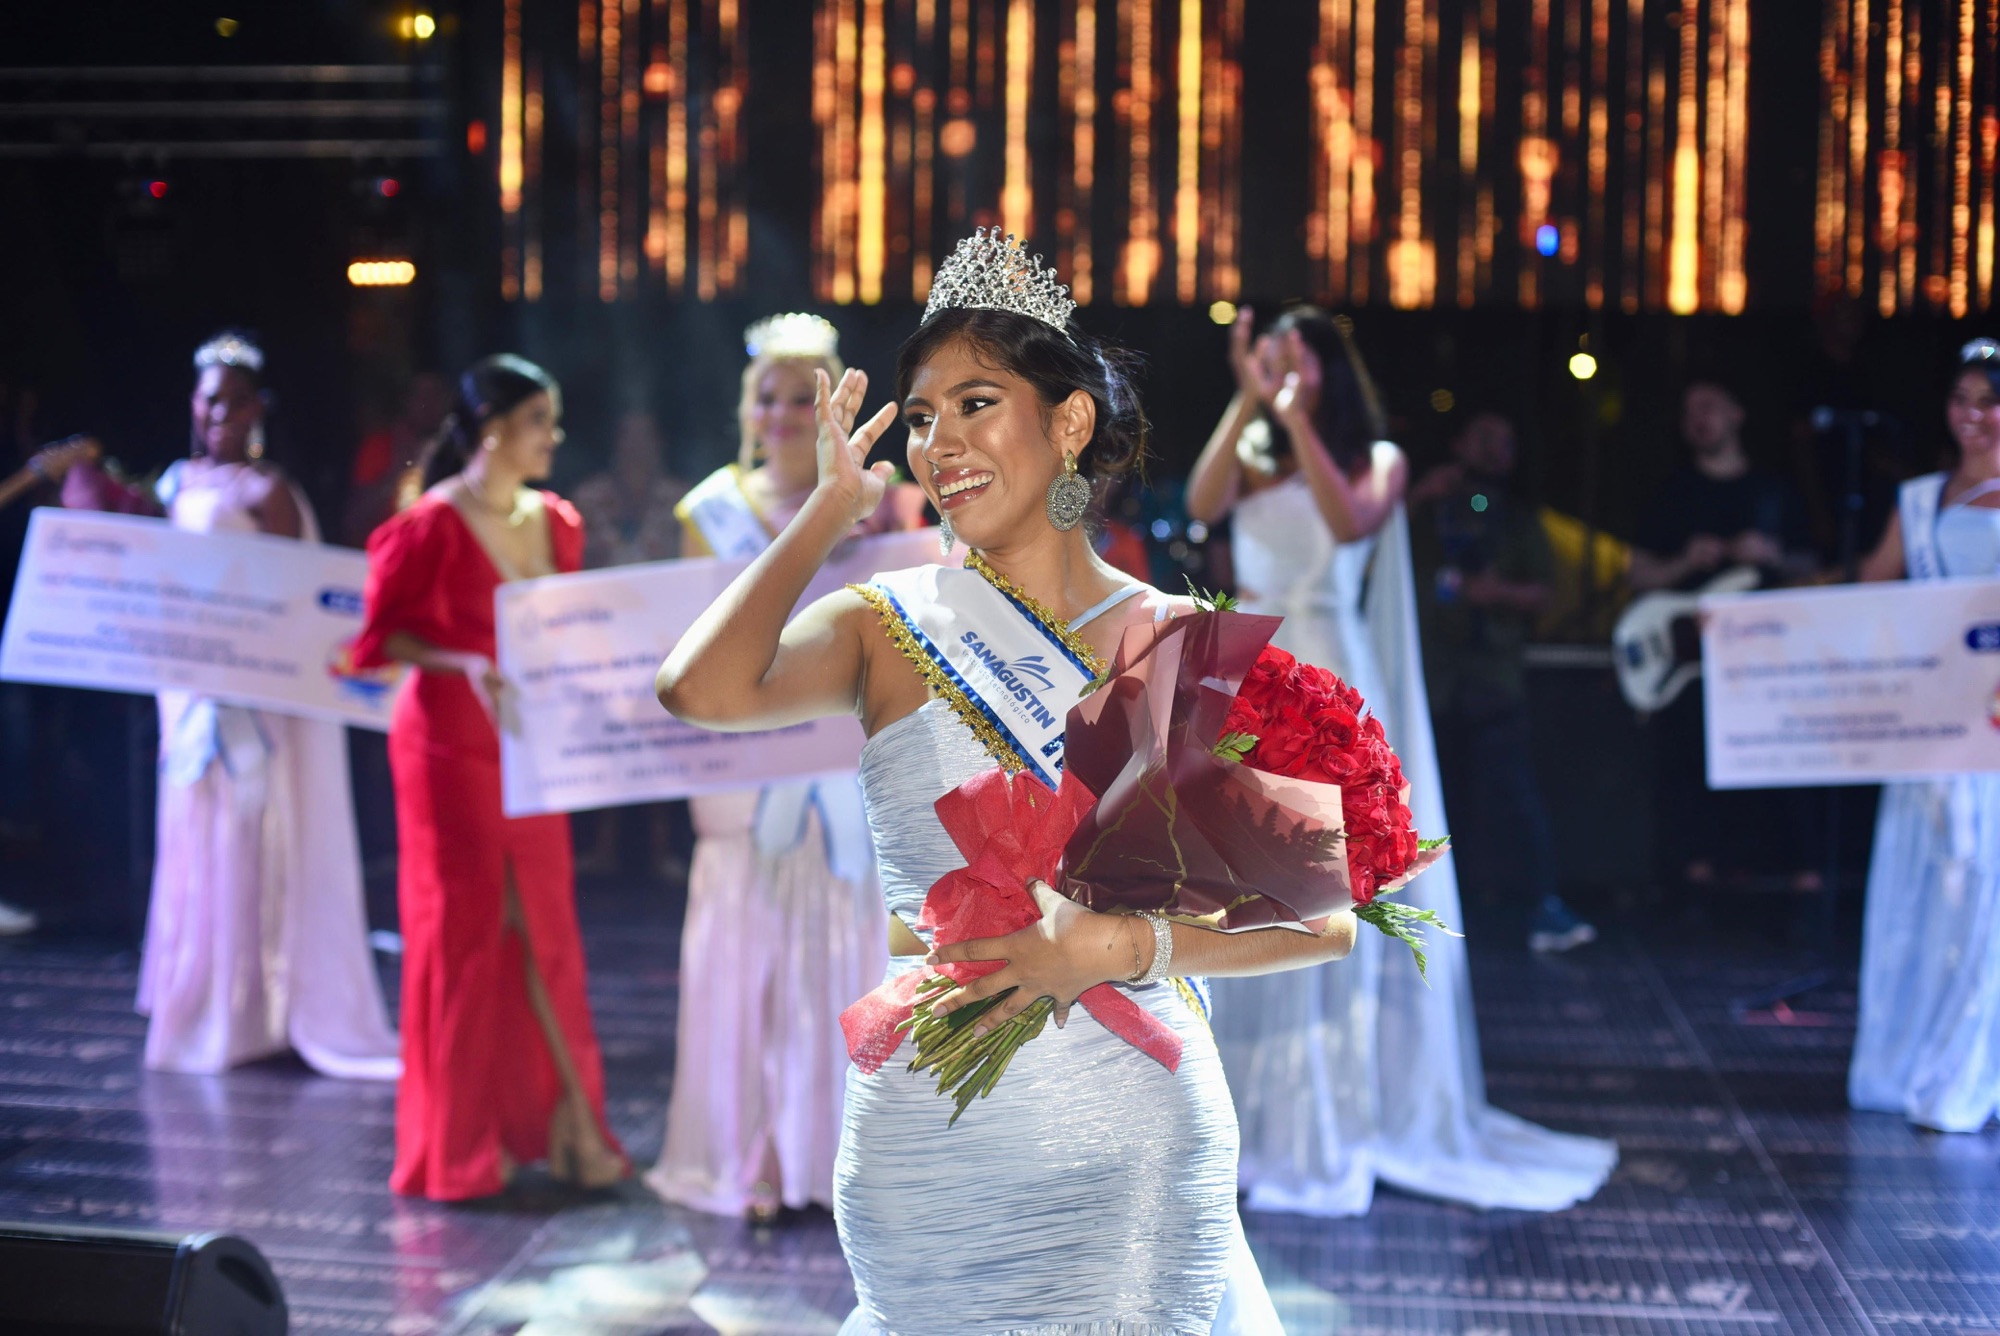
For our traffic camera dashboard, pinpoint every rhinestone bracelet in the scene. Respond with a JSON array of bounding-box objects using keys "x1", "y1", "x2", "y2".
[{"x1": 1128, "y1": 913, "x2": 1175, "y2": 987}]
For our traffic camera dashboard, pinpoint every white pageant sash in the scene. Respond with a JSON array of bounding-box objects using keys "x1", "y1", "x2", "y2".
[
  {"x1": 1701, "y1": 576, "x2": 2000, "y2": 787},
  {"x1": 495, "y1": 527, "x2": 942, "y2": 816},
  {"x1": 0, "y1": 509, "x2": 400, "y2": 730},
  {"x1": 855, "y1": 565, "x2": 1098, "y2": 789},
  {"x1": 679, "y1": 466, "x2": 772, "y2": 560}
]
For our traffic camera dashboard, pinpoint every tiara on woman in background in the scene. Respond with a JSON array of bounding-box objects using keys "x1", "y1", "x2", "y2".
[
  {"x1": 744, "y1": 313, "x2": 841, "y2": 360},
  {"x1": 921, "y1": 228, "x2": 1076, "y2": 333},
  {"x1": 194, "y1": 332, "x2": 264, "y2": 374},
  {"x1": 1962, "y1": 337, "x2": 2000, "y2": 363}
]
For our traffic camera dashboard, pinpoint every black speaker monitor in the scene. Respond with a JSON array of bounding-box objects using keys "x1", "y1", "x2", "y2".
[{"x1": 0, "y1": 1224, "x2": 286, "y2": 1335}]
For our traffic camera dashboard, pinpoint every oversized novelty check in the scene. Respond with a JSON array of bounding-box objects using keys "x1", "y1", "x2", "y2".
[
  {"x1": 0, "y1": 508, "x2": 399, "y2": 730},
  {"x1": 496, "y1": 528, "x2": 942, "y2": 816},
  {"x1": 1702, "y1": 577, "x2": 2000, "y2": 787}
]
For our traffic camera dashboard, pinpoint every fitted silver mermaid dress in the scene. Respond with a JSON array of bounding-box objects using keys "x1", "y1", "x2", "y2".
[{"x1": 835, "y1": 699, "x2": 1279, "y2": 1335}]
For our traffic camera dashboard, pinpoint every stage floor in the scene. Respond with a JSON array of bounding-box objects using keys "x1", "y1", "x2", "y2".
[{"x1": 0, "y1": 886, "x2": 1992, "y2": 1336}]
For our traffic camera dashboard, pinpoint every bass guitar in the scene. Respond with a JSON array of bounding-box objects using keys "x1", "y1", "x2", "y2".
[{"x1": 1611, "y1": 565, "x2": 1761, "y2": 713}]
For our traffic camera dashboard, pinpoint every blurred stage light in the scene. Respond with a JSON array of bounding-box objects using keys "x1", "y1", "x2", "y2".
[
  {"x1": 1429, "y1": 388, "x2": 1455, "y2": 413},
  {"x1": 348, "y1": 260, "x2": 416, "y2": 287},
  {"x1": 375, "y1": 177, "x2": 400, "y2": 198},
  {"x1": 1208, "y1": 300, "x2": 1236, "y2": 325},
  {"x1": 1470, "y1": 493, "x2": 1489, "y2": 512},
  {"x1": 215, "y1": 17, "x2": 239, "y2": 37},
  {"x1": 1186, "y1": 521, "x2": 1210, "y2": 543},
  {"x1": 147, "y1": 180, "x2": 168, "y2": 200},
  {"x1": 414, "y1": 13, "x2": 436, "y2": 39},
  {"x1": 1535, "y1": 224, "x2": 1560, "y2": 257},
  {"x1": 1568, "y1": 351, "x2": 1598, "y2": 380},
  {"x1": 466, "y1": 120, "x2": 487, "y2": 154}
]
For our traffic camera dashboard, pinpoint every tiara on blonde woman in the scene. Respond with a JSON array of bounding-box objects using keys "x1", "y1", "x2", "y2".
[
  {"x1": 743, "y1": 313, "x2": 841, "y2": 360},
  {"x1": 921, "y1": 228, "x2": 1076, "y2": 333}
]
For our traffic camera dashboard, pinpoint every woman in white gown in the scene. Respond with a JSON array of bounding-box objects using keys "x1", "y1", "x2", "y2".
[
  {"x1": 1185, "y1": 308, "x2": 1615, "y2": 1216},
  {"x1": 649, "y1": 315, "x2": 912, "y2": 1218},
  {"x1": 56, "y1": 332, "x2": 399, "y2": 1079},
  {"x1": 1849, "y1": 340, "x2": 2000, "y2": 1132},
  {"x1": 654, "y1": 232, "x2": 1348, "y2": 1332}
]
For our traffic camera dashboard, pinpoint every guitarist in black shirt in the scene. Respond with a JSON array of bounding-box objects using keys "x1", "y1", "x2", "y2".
[{"x1": 1628, "y1": 381, "x2": 1821, "y2": 898}]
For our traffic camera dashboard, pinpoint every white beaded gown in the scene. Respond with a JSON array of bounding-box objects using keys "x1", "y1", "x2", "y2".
[
  {"x1": 139, "y1": 459, "x2": 400, "y2": 1078},
  {"x1": 1210, "y1": 463, "x2": 1617, "y2": 1215},
  {"x1": 1849, "y1": 473, "x2": 2000, "y2": 1131},
  {"x1": 837, "y1": 688, "x2": 1279, "y2": 1335}
]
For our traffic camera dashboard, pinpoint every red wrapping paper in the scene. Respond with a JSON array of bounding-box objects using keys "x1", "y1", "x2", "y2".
[{"x1": 839, "y1": 766, "x2": 1184, "y2": 1077}]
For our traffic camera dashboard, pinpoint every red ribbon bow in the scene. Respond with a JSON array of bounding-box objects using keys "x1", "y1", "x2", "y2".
[{"x1": 839, "y1": 766, "x2": 1185, "y2": 1077}]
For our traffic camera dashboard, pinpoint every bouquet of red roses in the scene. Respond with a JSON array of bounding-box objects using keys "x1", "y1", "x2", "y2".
[{"x1": 840, "y1": 592, "x2": 1451, "y2": 1123}]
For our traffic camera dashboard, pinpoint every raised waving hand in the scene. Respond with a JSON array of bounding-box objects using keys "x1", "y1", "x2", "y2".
[{"x1": 817, "y1": 368, "x2": 901, "y2": 528}]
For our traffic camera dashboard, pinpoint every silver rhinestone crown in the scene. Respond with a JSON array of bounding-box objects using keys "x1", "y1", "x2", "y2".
[
  {"x1": 922, "y1": 228, "x2": 1076, "y2": 333},
  {"x1": 744, "y1": 312, "x2": 840, "y2": 360},
  {"x1": 194, "y1": 332, "x2": 264, "y2": 374}
]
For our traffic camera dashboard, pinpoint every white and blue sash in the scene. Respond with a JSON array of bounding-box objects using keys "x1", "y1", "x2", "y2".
[
  {"x1": 680, "y1": 466, "x2": 873, "y2": 882},
  {"x1": 678, "y1": 465, "x2": 772, "y2": 561},
  {"x1": 1899, "y1": 472, "x2": 1950, "y2": 582},
  {"x1": 853, "y1": 565, "x2": 1100, "y2": 789}
]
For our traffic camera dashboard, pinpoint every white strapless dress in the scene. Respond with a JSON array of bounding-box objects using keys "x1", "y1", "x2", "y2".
[
  {"x1": 1211, "y1": 470, "x2": 1616, "y2": 1216},
  {"x1": 835, "y1": 699, "x2": 1279, "y2": 1335}
]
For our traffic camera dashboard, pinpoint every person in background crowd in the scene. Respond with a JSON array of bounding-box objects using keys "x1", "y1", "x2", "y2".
[
  {"x1": 342, "y1": 371, "x2": 452, "y2": 547},
  {"x1": 1848, "y1": 339, "x2": 2000, "y2": 1132},
  {"x1": 1628, "y1": 381, "x2": 1821, "y2": 896},
  {"x1": 573, "y1": 408, "x2": 690, "y2": 568},
  {"x1": 1410, "y1": 412, "x2": 1595, "y2": 953},
  {"x1": 570, "y1": 409, "x2": 692, "y2": 880},
  {"x1": 50, "y1": 332, "x2": 400, "y2": 1077},
  {"x1": 649, "y1": 314, "x2": 918, "y2": 1221},
  {"x1": 0, "y1": 378, "x2": 51, "y2": 935},
  {"x1": 354, "y1": 354, "x2": 628, "y2": 1197},
  {"x1": 1185, "y1": 306, "x2": 1615, "y2": 1217}
]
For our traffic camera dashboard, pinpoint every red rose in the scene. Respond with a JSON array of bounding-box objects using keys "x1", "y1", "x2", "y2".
[{"x1": 1219, "y1": 644, "x2": 1425, "y2": 901}]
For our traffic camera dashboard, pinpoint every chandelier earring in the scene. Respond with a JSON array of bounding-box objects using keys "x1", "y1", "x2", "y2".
[
  {"x1": 937, "y1": 509, "x2": 955, "y2": 556},
  {"x1": 246, "y1": 422, "x2": 266, "y2": 461},
  {"x1": 1045, "y1": 451, "x2": 1091, "y2": 531}
]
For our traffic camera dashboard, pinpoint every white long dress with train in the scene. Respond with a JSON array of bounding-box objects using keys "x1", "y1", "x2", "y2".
[
  {"x1": 1849, "y1": 473, "x2": 2000, "y2": 1132},
  {"x1": 837, "y1": 688, "x2": 1279, "y2": 1335},
  {"x1": 1209, "y1": 465, "x2": 1617, "y2": 1215},
  {"x1": 138, "y1": 459, "x2": 400, "y2": 1078}
]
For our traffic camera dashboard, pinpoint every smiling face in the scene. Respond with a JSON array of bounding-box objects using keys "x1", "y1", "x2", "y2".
[
  {"x1": 1948, "y1": 367, "x2": 2000, "y2": 461},
  {"x1": 189, "y1": 364, "x2": 263, "y2": 462},
  {"x1": 483, "y1": 388, "x2": 564, "y2": 482},
  {"x1": 742, "y1": 358, "x2": 827, "y2": 491},
  {"x1": 901, "y1": 336, "x2": 1094, "y2": 552}
]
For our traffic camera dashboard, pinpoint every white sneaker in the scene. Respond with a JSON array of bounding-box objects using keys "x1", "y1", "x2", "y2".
[{"x1": 0, "y1": 899, "x2": 38, "y2": 936}]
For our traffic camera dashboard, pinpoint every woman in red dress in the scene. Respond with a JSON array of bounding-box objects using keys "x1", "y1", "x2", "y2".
[{"x1": 352, "y1": 355, "x2": 627, "y2": 1198}]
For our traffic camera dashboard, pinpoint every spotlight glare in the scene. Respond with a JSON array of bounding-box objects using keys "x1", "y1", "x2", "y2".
[
  {"x1": 146, "y1": 179, "x2": 168, "y2": 200},
  {"x1": 348, "y1": 259, "x2": 417, "y2": 287},
  {"x1": 412, "y1": 12, "x2": 436, "y2": 39},
  {"x1": 215, "y1": 17, "x2": 239, "y2": 37},
  {"x1": 1429, "y1": 387, "x2": 1455, "y2": 413},
  {"x1": 1208, "y1": 300, "x2": 1237, "y2": 325},
  {"x1": 1536, "y1": 223, "x2": 1560, "y2": 257},
  {"x1": 1568, "y1": 351, "x2": 1599, "y2": 381}
]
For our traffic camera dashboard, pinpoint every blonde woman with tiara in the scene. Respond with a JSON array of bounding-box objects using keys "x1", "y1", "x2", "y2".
[{"x1": 648, "y1": 315, "x2": 923, "y2": 1219}]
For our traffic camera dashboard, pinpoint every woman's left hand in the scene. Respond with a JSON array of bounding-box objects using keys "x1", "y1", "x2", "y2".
[{"x1": 925, "y1": 881, "x2": 1140, "y2": 1032}]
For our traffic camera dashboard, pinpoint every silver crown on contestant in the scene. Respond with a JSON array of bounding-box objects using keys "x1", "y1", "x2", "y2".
[
  {"x1": 743, "y1": 312, "x2": 841, "y2": 360},
  {"x1": 1963, "y1": 337, "x2": 2000, "y2": 363},
  {"x1": 921, "y1": 227, "x2": 1076, "y2": 333},
  {"x1": 193, "y1": 332, "x2": 264, "y2": 374}
]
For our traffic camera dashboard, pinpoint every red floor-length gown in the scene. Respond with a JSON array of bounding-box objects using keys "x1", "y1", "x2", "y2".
[{"x1": 353, "y1": 492, "x2": 621, "y2": 1200}]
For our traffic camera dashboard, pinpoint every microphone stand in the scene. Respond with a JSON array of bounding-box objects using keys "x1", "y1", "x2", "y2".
[{"x1": 1729, "y1": 407, "x2": 1875, "y2": 1023}]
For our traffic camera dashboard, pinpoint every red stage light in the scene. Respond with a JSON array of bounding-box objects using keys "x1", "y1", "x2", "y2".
[
  {"x1": 466, "y1": 120, "x2": 488, "y2": 154},
  {"x1": 147, "y1": 180, "x2": 168, "y2": 199},
  {"x1": 377, "y1": 177, "x2": 400, "y2": 198}
]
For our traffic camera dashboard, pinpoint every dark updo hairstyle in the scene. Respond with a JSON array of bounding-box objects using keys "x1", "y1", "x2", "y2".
[
  {"x1": 894, "y1": 309, "x2": 1149, "y2": 481},
  {"x1": 419, "y1": 353, "x2": 559, "y2": 490},
  {"x1": 1265, "y1": 305, "x2": 1375, "y2": 474}
]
